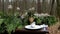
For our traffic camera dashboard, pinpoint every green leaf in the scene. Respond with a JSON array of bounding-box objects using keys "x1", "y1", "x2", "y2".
[{"x1": 0, "y1": 19, "x2": 4, "y2": 25}]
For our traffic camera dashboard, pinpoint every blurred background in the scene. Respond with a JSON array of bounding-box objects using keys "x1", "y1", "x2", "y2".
[
  {"x1": 0, "y1": 0, "x2": 60, "y2": 34},
  {"x1": 0, "y1": 0, "x2": 60, "y2": 19}
]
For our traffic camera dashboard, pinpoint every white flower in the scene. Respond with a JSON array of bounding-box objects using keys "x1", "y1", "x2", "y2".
[
  {"x1": 29, "y1": 7, "x2": 35, "y2": 10},
  {"x1": 25, "y1": 12, "x2": 27, "y2": 15},
  {"x1": 8, "y1": 5, "x2": 12, "y2": 9},
  {"x1": 31, "y1": 7, "x2": 35, "y2": 10},
  {"x1": 40, "y1": 13, "x2": 45, "y2": 16},
  {"x1": 34, "y1": 13, "x2": 39, "y2": 17},
  {"x1": 34, "y1": 13, "x2": 50, "y2": 17},
  {"x1": 39, "y1": 13, "x2": 50, "y2": 17},
  {"x1": 45, "y1": 13, "x2": 50, "y2": 16},
  {"x1": 9, "y1": 0, "x2": 12, "y2": 2},
  {"x1": 17, "y1": 7, "x2": 20, "y2": 10}
]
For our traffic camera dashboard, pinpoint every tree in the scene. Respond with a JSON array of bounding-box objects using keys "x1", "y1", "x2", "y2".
[
  {"x1": 37, "y1": 0, "x2": 42, "y2": 14},
  {"x1": 42, "y1": 0, "x2": 45, "y2": 13},
  {"x1": 0, "y1": 0, "x2": 1, "y2": 9},
  {"x1": 56, "y1": 0, "x2": 60, "y2": 19},
  {"x1": 50, "y1": 0, "x2": 55, "y2": 15}
]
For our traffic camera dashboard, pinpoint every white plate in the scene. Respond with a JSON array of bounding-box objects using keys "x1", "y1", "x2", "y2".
[
  {"x1": 25, "y1": 25, "x2": 48, "y2": 30},
  {"x1": 25, "y1": 25, "x2": 41, "y2": 29}
]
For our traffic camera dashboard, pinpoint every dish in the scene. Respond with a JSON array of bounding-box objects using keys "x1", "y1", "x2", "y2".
[
  {"x1": 25, "y1": 24, "x2": 48, "y2": 30},
  {"x1": 25, "y1": 25, "x2": 41, "y2": 29}
]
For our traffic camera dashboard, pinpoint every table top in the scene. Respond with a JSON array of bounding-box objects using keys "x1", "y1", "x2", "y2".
[{"x1": 15, "y1": 28, "x2": 49, "y2": 33}]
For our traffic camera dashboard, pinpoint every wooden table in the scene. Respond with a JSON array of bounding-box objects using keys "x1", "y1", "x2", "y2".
[{"x1": 13, "y1": 28, "x2": 49, "y2": 34}]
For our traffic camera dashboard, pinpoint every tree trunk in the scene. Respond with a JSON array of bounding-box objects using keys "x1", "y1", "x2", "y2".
[
  {"x1": 42, "y1": 0, "x2": 45, "y2": 13},
  {"x1": 12, "y1": 0, "x2": 17, "y2": 16},
  {"x1": 0, "y1": 0, "x2": 1, "y2": 10},
  {"x1": 37, "y1": 0, "x2": 42, "y2": 14},
  {"x1": 50, "y1": 0, "x2": 55, "y2": 15},
  {"x1": 56, "y1": 0, "x2": 60, "y2": 19},
  {"x1": 2, "y1": 0, "x2": 4, "y2": 17},
  {"x1": 5, "y1": 0, "x2": 9, "y2": 16}
]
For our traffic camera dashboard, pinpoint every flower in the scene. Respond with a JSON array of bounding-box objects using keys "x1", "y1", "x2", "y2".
[
  {"x1": 17, "y1": 7, "x2": 20, "y2": 10},
  {"x1": 39, "y1": 13, "x2": 50, "y2": 17},
  {"x1": 45, "y1": 13, "x2": 50, "y2": 16},
  {"x1": 34, "y1": 13, "x2": 50, "y2": 17},
  {"x1": 29, "y1": 7, "x2": 35, "y2": 10},
  {"x1": 34, "y1": 13, "x2": 39, "y2": 17},
  {"x1": 8, "y1": 5, "x2": 12, "y2": 9}
]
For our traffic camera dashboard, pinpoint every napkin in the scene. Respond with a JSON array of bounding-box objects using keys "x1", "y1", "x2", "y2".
[{"x1": 30, "y1": 22, "x2": 36, "y2": 28}]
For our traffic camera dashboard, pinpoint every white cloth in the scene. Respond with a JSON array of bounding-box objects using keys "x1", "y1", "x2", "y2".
[{"x1": 30, "y1": 22, "x2": 36, "y2": 28}]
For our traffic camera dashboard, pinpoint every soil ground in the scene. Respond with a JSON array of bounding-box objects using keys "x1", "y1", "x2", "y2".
[{"x1": 48, "y1": 19, "x2": 60, "y2": 34}]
